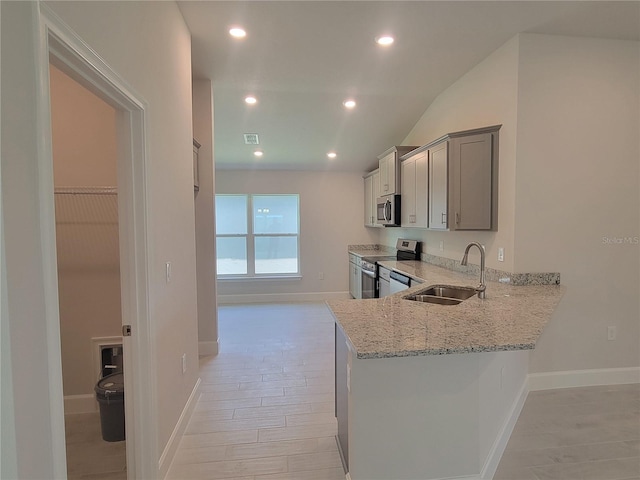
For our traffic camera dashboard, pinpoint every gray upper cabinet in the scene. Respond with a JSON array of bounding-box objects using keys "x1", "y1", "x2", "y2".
[
  {"x1": 364, "y1": 169, "x2": 381, "y2": 227},
  {"x1": 401, "y1": 150, "x2": 427, "y2": 228},
  {"x1": 428, "y1": 141, "x2": 449, "y2": 229},
  {"x1": 450, "y1": 132, "x2": 494, "y2": 230},
  {"x1": 403, "y1": 125, "x2": 500, "y2": 231},
  {"x1": 377, "y1": 146, "x2": 419, "y2": 196}
]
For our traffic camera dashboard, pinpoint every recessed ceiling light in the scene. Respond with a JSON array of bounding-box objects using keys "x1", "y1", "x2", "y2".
[
  {"x1": 375, "y1": 35, "x2": 394, "y2": 46},
  {"x1": 245, "y1": 95, "x2": 257, "y2": 105},
  {"x1": 327, "y1": 152, "x2": 337, "y2": 159},
  {"x1": 254, "y1": 150, "x2": 263, "y2": 157},
  {"x1": 343, "y1": 99, "x2": 356, "y2": 109},
  {"x1": 229, "y1": 27, "x2": 246, "y2": 38}
]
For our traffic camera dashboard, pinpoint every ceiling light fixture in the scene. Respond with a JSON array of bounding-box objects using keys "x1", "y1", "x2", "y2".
[
  {"x1": 244, "y1": 95, "x2": 257, "y2": 105},
  {"x1": 254, "y1": 150, "x2": 263, "y2": 157},
  {"x1": 229, "y1": 27, "x2": 247, "y2": 38},
  {"x1": 343, "y1": 99, "x2": 356, "y2": 109},
  {"x1": 375, "y1": 35, "x2": 394, "y2": 46},
  {"x1": 327, "y1": 152, "x2": 337, "y2": 159}
]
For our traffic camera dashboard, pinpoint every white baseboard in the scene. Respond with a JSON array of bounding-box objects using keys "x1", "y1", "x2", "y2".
[
  {"x1": 481, "y1": 380, "x2": 529, "y2": 480},
  {"x1": 528, "y1": 366, "x2": 640, "y2": 391},
  {"x1": 64, "y1": 394, "x2": 97, "y2": 414},
  {"x1": 159, "y1": 378, "x2": 201, "y2": 479},
  {"x1": 218, "y1": 291, "x2": 350, "y2": 305},
  {"x1": 199, "y1": 339, "x2": 219, "y2": 356}
]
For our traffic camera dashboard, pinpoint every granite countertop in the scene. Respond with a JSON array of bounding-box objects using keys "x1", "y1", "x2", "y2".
[
  {"x1": 329, "y1": 259, "x2": 565, "y2": 359},
  {"x1": 347, "y1": 245, "x2": 395, "y2": 258}
]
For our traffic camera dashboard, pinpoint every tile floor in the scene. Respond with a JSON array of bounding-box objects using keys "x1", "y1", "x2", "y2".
[
  {"x1": 495, "y1": 383, "x2": 640, "y2": 480},
  {"x1": 167, "y1": 303, "x2": 344, "y2": 480},
  {"x1": 65, "y1": 412, "x2": 127, "y2": 480},
  {"x1": 75, "y1": 301, "x2": 636, "y2": 480}
]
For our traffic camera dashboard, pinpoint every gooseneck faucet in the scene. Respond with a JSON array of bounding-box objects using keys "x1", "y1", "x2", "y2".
[{"x1": 461, "y1": 242, "x2": 486, "y2": 299}]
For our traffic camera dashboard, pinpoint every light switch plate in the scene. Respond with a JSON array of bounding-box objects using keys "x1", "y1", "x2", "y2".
[{"x1": 498, "y1": 248, "x2": 504, "y2": 262}]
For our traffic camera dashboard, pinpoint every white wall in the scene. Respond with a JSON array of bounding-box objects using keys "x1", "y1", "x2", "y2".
[
  {"x1": 50, "y1": 64, "x2": 118, "y2": 187},
  {"x1": 514, "y1": 34, "x2": 640, "y2": 373},
  {"x1": 380, "y1": 33, "x2": 640, "y2": 376},
  {"x1": 49, "y1": 64, "x2": 122, "y2": 398},
  {"x1": 193, "y1": 80, "x2": 218, "y2": 354},
  {"x1": 216, "y1": 170, "x2": 378, "y2": 302},
  {"x1": 379, "y1": 36, "x2": 520, "y2": 272},
  {"x1": 1, "y1": 1, "x2": 199, "y2": 476}
]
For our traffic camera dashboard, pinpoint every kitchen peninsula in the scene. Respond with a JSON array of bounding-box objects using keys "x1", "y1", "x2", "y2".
[{"x1": 328, "y1": 259, "x2": 564, "y2": 480}]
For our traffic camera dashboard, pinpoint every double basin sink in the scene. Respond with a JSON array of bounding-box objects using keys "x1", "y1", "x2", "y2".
[{"x1": 404, "y1": 285, "x2": 479, "y2": 306}]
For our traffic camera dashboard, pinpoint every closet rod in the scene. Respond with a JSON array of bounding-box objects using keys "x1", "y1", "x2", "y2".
[{"x1": 54, "y1": 186, "x2": 117, "y2": 195}]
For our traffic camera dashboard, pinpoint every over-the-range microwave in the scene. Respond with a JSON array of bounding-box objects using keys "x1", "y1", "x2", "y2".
[{"x1": 376, "y1": 194, "x2": 400, "y2": 227}]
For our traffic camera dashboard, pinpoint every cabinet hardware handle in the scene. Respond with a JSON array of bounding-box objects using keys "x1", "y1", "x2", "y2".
[
  {"x1": 441, "y1": 212, "x2": 447, "y2": 225},
  {"x1": 456, "y1": 212, "x2": 460, "y2": 225}
]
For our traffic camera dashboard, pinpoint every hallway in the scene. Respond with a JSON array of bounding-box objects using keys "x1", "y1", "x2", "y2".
[{"x1": 167, "y1": 303, "x2": 343, "y2": 479}]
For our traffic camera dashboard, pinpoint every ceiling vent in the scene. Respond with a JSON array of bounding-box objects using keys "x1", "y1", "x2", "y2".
[{"x1": 243, "y1": 133, "x2": 260, "y2": 145}]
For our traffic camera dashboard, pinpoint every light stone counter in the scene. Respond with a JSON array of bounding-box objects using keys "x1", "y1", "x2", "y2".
[
  {"x1": 329, "y1": 260, "x2": 565, "y2": 359},
  {"x1": 347, "y1": 244, "x2": 394, "y2": 258}
]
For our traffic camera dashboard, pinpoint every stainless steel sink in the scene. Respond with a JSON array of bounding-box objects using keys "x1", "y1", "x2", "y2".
[{"x1": 404, "y1": 284, "x2": 478, "y2": 305}]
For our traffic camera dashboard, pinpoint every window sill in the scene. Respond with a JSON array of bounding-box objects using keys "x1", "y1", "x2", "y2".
[{"x1": 217, "y1": 275, "x2": 302, "y2": 282}]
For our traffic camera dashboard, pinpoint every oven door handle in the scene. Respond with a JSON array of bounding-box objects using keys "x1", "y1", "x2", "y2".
[{"x1": 362, "y1": 269, "x2": 376, "y2": 278}]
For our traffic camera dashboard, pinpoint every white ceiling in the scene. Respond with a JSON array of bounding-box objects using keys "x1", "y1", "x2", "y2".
[{"x1": 178, "y1": 1, "x2": 640, "y2": 172}]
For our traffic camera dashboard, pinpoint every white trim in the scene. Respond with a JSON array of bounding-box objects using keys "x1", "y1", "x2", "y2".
[
  {"x1": 160, "y1": 378, "x2": 201, "y2": 479},
  {"x1": 218, "y1": 291, "x2": 350, "y2": 305},
  {"x1": 34, "y1": 4, "x2": 69, "y2": 476},
  {"x1": 38, "y1": 5, "x2": 157, "y2": 480},
  {"x1": 199, "y1": 340, "x2": 219, "y2": 356},
  {"x1": 64, "y1": 394, "x2": 98, "y2": 414},
  {"x1": 528, "y1": 367, "x2": 640, "y2": 391},
  {"x1": 480, "y1": 380, "x2": 529, "y2": 480}
]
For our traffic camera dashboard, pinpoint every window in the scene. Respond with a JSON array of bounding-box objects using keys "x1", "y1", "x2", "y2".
[{"x1": 215, "y1": 194, "x2": 300, "y2": 277}]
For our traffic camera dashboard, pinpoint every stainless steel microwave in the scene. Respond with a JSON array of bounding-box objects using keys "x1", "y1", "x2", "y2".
[{"x1": 376, "y1": 194, "x2": 401, "y2": 227}]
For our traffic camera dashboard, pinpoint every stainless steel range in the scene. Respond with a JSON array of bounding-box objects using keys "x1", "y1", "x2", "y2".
[{"x1": 361, "y1": 239, "x2": 421, "y2": 299}]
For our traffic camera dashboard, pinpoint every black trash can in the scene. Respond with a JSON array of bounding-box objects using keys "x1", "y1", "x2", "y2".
[{"x1": 95, "y1": 372, "x2": 125, "y2": 442}]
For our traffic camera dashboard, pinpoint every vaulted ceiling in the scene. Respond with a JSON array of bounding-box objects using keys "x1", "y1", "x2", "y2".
[{"x1": 178, "y1": 1, "x2": 640, "y2": 172}]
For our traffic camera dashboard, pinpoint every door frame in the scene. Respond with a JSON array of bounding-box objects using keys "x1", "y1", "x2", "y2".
[{"x1": 36, "y1": 5, "x2": 157, "y2": 478}]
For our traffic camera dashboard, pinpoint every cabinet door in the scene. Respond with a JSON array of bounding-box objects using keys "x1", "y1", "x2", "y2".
[
  {"x1": 401, "y1": 158, "x2": 416, "y2": 226},
  {"x1": 379, "y1": 152, "x2": 395, "y2": 194},
  {"x1": 428, "y1": 142, "x2": 449, "y2": 230},
  {"x1": 414, "y1": 152, "x2": 428, "y2": 228},
  {"x1": 364, "y1": 175, "x2": 373, "y2": 226},
  {"x1": 450, "y1": 133, "x2": 493, "y2": 230},
  {"x1": 372, "y1": 170, "x2": 381, "y2": 226}
]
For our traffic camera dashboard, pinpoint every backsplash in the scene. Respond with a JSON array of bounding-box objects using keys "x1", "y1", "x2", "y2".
[{"x1": 420, "y1": 252, "x2": 561, "y2": 286}]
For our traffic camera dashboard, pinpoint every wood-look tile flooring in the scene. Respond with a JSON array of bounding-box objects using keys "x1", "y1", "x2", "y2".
[
  {"x1": 65, "y1": 412, "x2": 127, "y2": 480},
  {"x1": 167, "y1": 302, "x2": 639, "y2": 480},
  {"x1": 495, "y1": 383, "x2": 640, "y2": 480},
  {"x1": 167, "y1": 303, "x2": 344, "y2": 480}
]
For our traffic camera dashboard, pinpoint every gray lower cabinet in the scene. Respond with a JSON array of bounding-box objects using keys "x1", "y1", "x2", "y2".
[{"x1": 335, "y1": 323, "x2": 349, "y2": 473}]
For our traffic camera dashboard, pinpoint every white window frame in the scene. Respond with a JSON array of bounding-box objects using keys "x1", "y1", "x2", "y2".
[{"x1": 216, "y1": 194, "x2": 301, "y2": 279}]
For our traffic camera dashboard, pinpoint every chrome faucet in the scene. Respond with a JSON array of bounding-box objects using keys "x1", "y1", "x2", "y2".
[{"x1": 461, "y1": 242, "x2": 486, "y2": 299}]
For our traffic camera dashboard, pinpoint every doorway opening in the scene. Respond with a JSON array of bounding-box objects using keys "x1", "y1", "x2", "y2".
[
  {"x1": 40, "y1": 9, "x2": 157, "y2": 479},
  {"x1": 49, "y1": 62, "x2": 126, "y2": 479}
]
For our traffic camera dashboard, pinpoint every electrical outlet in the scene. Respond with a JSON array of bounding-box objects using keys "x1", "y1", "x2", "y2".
[
  {"x1": 182, "y1": 353, "x2": 187, "y2": 373},
  {"x1": 497, "y1": 248, "x2": 504, "y2": 262},
  {"x1": 318, "y1": 272, "x2": 324, "y2": 280},
  {"x1": 439, "y1": 241, "x2": 444, "y2": 251},
  {"x1": 607, "y1": 326, "x2": 617, "y2": 341},
  {"x1": 166, "y1": 262, "x2": 172, "y2": 283}
]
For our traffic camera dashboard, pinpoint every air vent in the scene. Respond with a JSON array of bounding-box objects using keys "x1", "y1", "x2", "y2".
[{"x1": 243, "y1": 133, "x2": 260, "y2": 145}]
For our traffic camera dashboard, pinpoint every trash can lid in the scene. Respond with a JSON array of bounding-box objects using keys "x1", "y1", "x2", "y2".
[{"x1": 95, "y1": 372, "x2": 125, "y2": 396}]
